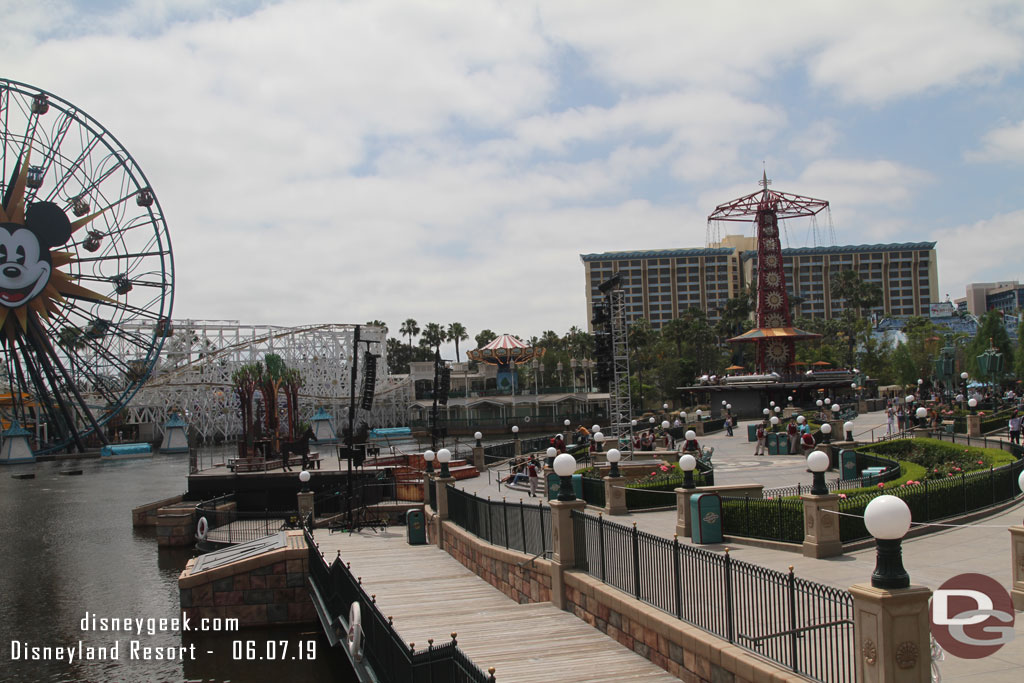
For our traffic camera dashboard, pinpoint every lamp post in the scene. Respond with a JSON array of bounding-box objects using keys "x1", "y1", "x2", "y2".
[
  {"x1": 437, "y1": 448, "x2": 451, "y2": 478},
  {"x1": 557, "y1": 361, "x2": 564, "y2": 388},
  {"x1": 844, "y1": 421, "x2": 854, "y2": 441},
  {"x1": 570, "y1": 358, "x2": 578, "y2": 393},
  {"x1": 607, "y1": 448, "x2": 621, "y2": 477},
  {"x1": 968, "y1": 397, "x2": 978, "y2": 414},
  {"x1": 679, "y1": 454, "x2": 697, "y2": 489},
  {"x1": 424, "y1": 449, "x2": 435, "y2": 473},
  {"x1": 593, "y1": 431, "x2": 604, "y2": 453},
  {"x1": 546, "y1": 446, "x2": 557, "y2": 468},
  {"x1": 820, "y1": 422, "x2": 832, "y2": 443},
  {"x1": 864, "y1": 495, "x2": 912, "y2": 589},
  {"x1": 531, "y1": 358, "x2": 539, "y2": 396},
  {"x1": 474, "y1": 431, "x2": 483, "y2": 448},
  {"x1": 769, "y1": 415, "x2": 779, "y2": 432},
  {"x1": 553, "y1": 453, "x2": 577, "y2": 501},
  {"x1": 961, "y1": 371, "x2": 969, "y2": 405},
  {"x1": 915, "y1": 406, "x2": 928, "y2": 429},
  {"x1": 512, "y1": 425, "x2": 519, "y2": 440},
  {"x1": 807, "y1": 450, "x2": 829, "y2": 495},
  {"x1": 299, "y1": 468, "x2": 311, "y2": 493}
]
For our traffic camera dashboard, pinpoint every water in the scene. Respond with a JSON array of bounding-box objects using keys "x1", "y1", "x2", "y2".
[{"x1": 0, "y1": 455, "x2": 356, "y2": 683}]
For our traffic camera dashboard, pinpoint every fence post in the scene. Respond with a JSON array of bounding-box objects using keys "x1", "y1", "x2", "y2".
[
  {"x1": 801, "y1": 494, "x2": 843, "y2": 558},
  {"x1": 723, "y1": 549, "x2": 734, "y2": 643},
  {"x1": 548, "y1": 498, "x2": 586, "y2": 610},
  {"x1": 849, "y1": 582, "x2": 932, "y2": 682},
  {"x1": 632, "y1": 522, "x2": 641, "y2": 599},
  {"x1": 786, "y1": 567, "x2": 798, "y2": 672},
  {"x1": 502, "y1": 498, "x2": 510, "y2": 549},
  {"x1": 1011, "y1": 525, "x2": 1024, "y2": 610},
  {"x1": 962, "y1": 473, "x2": 967, "y2": 513},
  {"x1": 604, "y1": 474, "x2": 627, "y2": 515},
  {"x1": 598, "y1": 514, "x2": 607, "y2": 581},
  {"x1": 675, "y1": 487, "x2": 697, "y2": 538},
  {"x1": 672, "y1": 535, "x2": 682, "y2": 620}
]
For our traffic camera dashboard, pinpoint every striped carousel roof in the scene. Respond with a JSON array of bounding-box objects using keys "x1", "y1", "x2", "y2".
[{"x1": 466, "y1": 334, "x2": 544, "y2": 364}]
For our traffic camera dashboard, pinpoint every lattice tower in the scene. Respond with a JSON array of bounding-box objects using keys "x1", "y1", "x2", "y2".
[{"x1": 609, "y1": 290, "x2": 632, "y2": 439}]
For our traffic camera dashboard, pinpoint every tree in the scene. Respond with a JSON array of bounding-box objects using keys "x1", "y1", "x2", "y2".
[
  {"x1": 399, "y1": 319, "x2": 420, "y2": 351},
  {"x1": 280, "y1": 367, "x2": 304, "y2": 439},
  {"x1": 366, "y1": 320, "x2": 388, "y2": 335},
  {"x1": 830, "y1": 269, "x2": 882, "y2": 317},
  {"x1": 421, "y1": 323, "x2": 446, "y2": 354},
  {"x1": 231, "y1": 362, "x2": 262, "y2": 449},
  {"x1": 260, "y1": 353, "x2": 287, "y2": 450},
  {"x1": 475, "y1": 329, "x2": 497, "y2": 349},
  {"x1": 446, "y1": 322, "x2": 469, "y2": 361},
  {"x1": 628, "y1": 318, "x2": 656, "y2": 409},
  {"x1": 967, "y1": 310, "x2": 1013, "y2": 381}
]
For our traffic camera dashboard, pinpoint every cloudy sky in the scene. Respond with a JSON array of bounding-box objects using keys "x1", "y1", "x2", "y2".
[{"x1": 5, "y1": 0, "x2": 1024, "y2": 356}]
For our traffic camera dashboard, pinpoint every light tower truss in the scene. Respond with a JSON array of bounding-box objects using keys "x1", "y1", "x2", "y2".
[
  {"x1": 609, "y1": 290, "x2": 632, "y2": 440},
  {"x1": 118, "y1": 320, "x2": 410, "y2": 442}
]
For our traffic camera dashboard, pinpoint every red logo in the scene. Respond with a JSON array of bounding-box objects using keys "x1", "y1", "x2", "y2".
[{"x1": 930, "y1": 573, "x2": 1015, "y2": 659}]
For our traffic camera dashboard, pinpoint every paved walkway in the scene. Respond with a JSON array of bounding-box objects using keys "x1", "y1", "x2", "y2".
[{"x1": 453, "y1": 409, "x2": 1024, "y2": 682}]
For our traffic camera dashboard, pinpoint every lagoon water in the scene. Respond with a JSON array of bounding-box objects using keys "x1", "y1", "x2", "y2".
[{"x1": 0, "y1": 455, "x2": 355, "y2": 683}]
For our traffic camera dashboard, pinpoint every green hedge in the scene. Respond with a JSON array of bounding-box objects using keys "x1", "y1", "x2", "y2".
[{"x1": 721, "y1": 496, "x2": 804, "y2": 543}]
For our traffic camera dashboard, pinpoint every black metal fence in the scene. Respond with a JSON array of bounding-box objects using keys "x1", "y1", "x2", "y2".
[
  {"x1": 837, "y1": 458, "x2": 1024, "y2": 542},
  {"x1": 304, "y1": 528, "x2": 494, "y2": 683},
  {"x1": 195, "y1": 505, "x2": 302, "y2": 545},
  {"x1": 571, "y1": 512, "x2": 854, "y2": 683},
  {"x1": 446, "y1": 486, "x2": 550, "y2": 557}
]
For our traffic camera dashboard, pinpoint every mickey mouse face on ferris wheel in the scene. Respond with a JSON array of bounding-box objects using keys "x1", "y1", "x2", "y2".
[{"x1": 0, "y1": 202, "x2": 71, "y2": 309}]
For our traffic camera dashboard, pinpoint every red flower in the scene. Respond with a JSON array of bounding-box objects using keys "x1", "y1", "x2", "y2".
[
  {"x1": 977, "y1": 460, "x2": 984, "y2": 465},
  {"x1": 877, "y1": 483, "x2": 885, "y2": 488},
  {"x1": 838, "y1": 493, "x2": 847, "y2": 499}
]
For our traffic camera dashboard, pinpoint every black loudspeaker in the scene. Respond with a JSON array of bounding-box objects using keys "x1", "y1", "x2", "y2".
[
  {"x1": 437, "y1": 367, "x2": 451, "y2": 405},
  {"x1": 361, "y1": 354, "x2": 377, "y2": 410}
]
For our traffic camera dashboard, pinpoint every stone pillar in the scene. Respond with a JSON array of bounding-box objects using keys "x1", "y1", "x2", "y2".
[
  {"x1": 434, "y1": 476, "x2": 455, "y2": 520},
  {"x1": 801, "y1": 494, "x2": 843, "y2": 558},
  {"x1": 858, "y1": 399, "x2": 869, "y2": 414},
  {"x1": 967, "y1": 414, "x2": 982, "y2": 437},
  {"x1": 514, "y1": 438, "x2": 522, "y2": 456},
  {"x1": 675, "y1": 487, "x2": 696, "y2": 538},
  {"x1": 549, "y1": 498, "x2": 587, "y2": 609},
  {"x1": 156, "y1": 506, "x2": 195, "y2": 547},
  {"x1": 1011, "y1": 526, "x2": 1024, "y2": 611},
  {"x1": 830, "y1": 420, "x2": 845, "y2": 441},
  {"x1": 849, "y1": 583, "x2": 933, "y2": 682},
  {"x1": 604, "y1": 476, "x2": 626, "y2": 515},
  {"x1": 472, "y1": 445, "x2": 485, "y2": 471},
  {"x1": 422, "y1": 473, "x2": 433, "y2": 509},
  {"x1": 692, "y1": 421, "x2": 705, "y2": 436},
  {"x1": 297, "y1": 491, "x2": 314, "y2": 522}
]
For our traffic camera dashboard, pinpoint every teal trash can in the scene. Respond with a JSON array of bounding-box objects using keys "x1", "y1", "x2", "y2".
[
  {"x1": 766, "y1": 432, "x2": 778, "y2": 455},
  {"x1": 747, "y1": 424, "x2": 759, "y2": 442},
  {"x1": 840, "y1": 450, "x2": 858, "y2": 481},
  {"x1": 690, "y1": 493, "x2": 723, "y2": 544},
  {"x1": 406, "y1": 509, "x2": 426, "y2": 545},
  {"x1": 572, "y1": 473, "x2": 583, "y2": 500},
  {"x1": 778, "y1": 433, "x2": 791, "y2": 455},
  {"x1": 546, "y1": 472, "x2": 560, "y2": 500}
]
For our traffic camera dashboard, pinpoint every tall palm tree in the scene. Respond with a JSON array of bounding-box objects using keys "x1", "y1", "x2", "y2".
[
  {"x1": 447, "y1": 322, "x2": 469, "y2": 361},
  {"x1": 400, "y1": 318, "x2": 420, "y2": 351},
  {"x1": 365, "y1": 320, "x2": 388, "y2": 335},
  {"x1": 421, "y1": 323, "x2": 446, "y2": 354}
]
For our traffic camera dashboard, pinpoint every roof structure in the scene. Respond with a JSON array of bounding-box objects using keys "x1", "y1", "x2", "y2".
[
  {"x1": 739, "y1": 242, "x2": 936, "y2": 261},
  {"x1": 466, "y1": 334, "x2": 545, "y2": 365},
  {"x1": 727, "y1": 327, "x2": 822, "y2": 343},
  {"x1": 580, "y1": 247, "x2": 735, "y2": 262}
]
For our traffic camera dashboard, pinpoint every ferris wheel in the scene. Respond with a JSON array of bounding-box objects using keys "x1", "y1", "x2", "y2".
[{"x1": 0, "y1": 78, "x2": 174, "y2": 453}]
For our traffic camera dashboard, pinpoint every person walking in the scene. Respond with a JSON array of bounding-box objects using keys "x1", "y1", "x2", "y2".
[
  {"x1": 1009, "y1": 412, "x2": 1021, "y2": 445},
  {"x1": 527, "y1": 457, "x2": 539, "y2": 497},
  {"x1": 787, "y1": 418, "x2": 799, "y2": 454},
  {"x1": 754, "y1": 423, "x2": 766, "y2": 456},
  {"x1": 886, "y1": 406, "x2": 895, "y2": 435},
  {"x1": 801, "y1": 430, "x2": 816, "y2": 456},
  {"x1": 724, "y1": 414, "x2": 733, "y2": 437}
]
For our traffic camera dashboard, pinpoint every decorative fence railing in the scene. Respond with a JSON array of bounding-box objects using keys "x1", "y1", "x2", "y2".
[
  {"x1": 304, "y1": 528, "x2": 494, "y2": 682},
  {"x1": 720, "y1": 496, "x2": 805, "y2": 543},
  {"x1": 576, "y1": 473, "x2": 713, "y2": 511},
  {"x1": 195, "y1": 506, "x2": 303, "y2": 545},
  {"x1": 837, "y1": 458, "x2": 1024, "y2": 542},
  {"x1": 761, "y1": 452, "x2": 902, "y2": 499},
  {"x1": 446, "y1": 486, "x2": 550, "y2": 557},
  {"x1": 571, "y1": 511, "x2": 855, "y2": 683}
]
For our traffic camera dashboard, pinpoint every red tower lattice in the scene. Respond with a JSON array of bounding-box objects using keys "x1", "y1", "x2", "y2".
[{"x1": 709, "y1": 173, "x2": 827, "y2": 373}]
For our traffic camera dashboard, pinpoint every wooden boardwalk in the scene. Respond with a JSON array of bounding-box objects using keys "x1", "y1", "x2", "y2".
[{"x1": 312, "y1": 529, "x2": 678, "y2": 682}]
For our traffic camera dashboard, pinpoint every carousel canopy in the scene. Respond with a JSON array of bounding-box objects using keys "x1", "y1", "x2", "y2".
[
  {"x1": 727, "y1": 327, "x2": 821, "y2": 343},
  {"x1": 466, "y1": 334, "x2": 545, "y2": 365}
]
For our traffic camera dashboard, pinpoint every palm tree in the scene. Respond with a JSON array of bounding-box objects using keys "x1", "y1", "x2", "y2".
[
  {"x1": 400, "y1": 319, "x2": 420, "y2": 351},
  {"x1": 446, "y1": 322, "x2": 469, "y2": 361},
  {"x1": 421, "y1": 323, "x2": 446, "y2": 354},
  {"x1": 365, "y1": 320, "x2": 388, "y2": 335}
]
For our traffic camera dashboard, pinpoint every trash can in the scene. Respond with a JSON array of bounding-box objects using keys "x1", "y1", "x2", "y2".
[
  {"x1": 572, "y1": 473, "x2": 583, "y2": 500},
  {"x1": 747, "y1": 424, "x2": 759, "y2": 442},
  {"x1": 766, "y1": 432, "x2": 778, "y2": 455},
  {"x1": 690, "y1": 493, "x2": 723, "y2": 544},
  {"x1": 546, "y1": 472, "x2": 560, "y2": 500},
  {"x1": 406, "y1": 509, "x2": 426, "y2": 545},
  {"x1": 778, "y1": 433, "x2": 791, "y2": 455},
  {"x1": 840, "y1": 450, "x2": 858, "y2": 481}
]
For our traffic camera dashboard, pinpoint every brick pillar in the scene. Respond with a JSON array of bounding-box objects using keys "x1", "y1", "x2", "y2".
[
  {"x1": 967, "y1": 414, "x2": 982, "y2": 437},
  {"x1": 801, "y1": 494, "x2": 843, "y2": 558},
  {"x1": 675, "y1": 487, "x2": 696, "y2": 538},
  {"x1": 1011, "y1": 526, "x2": 1024, "y2": 610},
  {"x1": 297, "y1": 491, "x2": 314, "y2": 522},
  {"x1": 156, "y1": 507, "x2": 195, "y2": 547},
  {"x1": 830, "y1": 420, "x2": 845, "y2": 441},
  {"x1": 472, "y1": 445, "x2": 485, "y2": 471},
  {"x1": 549, "y1": 498, "x2": 586, "y2": 609},
  {"x1": 604, "y1": 476, "x2": 626, "y2": 515},
  {"x1": 849, "y1": 583, "x2": 932, "y2": 682}
]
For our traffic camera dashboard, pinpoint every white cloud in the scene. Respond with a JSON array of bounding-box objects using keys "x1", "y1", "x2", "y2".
[
  {"x1": 933, "y1": 210, "x2": 1024, "y2": 298},
  {"x1": 965, "y1": 119, "x2": 1024, "y2": 162}
]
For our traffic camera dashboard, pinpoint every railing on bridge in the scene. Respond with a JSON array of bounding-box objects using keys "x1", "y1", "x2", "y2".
[
  {"x1": 195, "y1": 496, "x2": 302, "y2": 545},
  {"x1": 446, "y1": 487, "x2": 550, "y2": 558},
  {"x1": 304, "y1": 527, "x2": 495, "y2": 682},
  {"x1": 571, "y1": 511, "x2": 855, "y2": 683}
]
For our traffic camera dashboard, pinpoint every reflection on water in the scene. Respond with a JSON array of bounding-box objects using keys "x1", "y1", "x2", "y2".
[{"x1": 0, "y1": 456, "x2": 356, "y2": 682}]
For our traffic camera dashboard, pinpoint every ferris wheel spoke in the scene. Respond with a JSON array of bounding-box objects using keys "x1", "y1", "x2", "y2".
[{"x1": 46, "y1": 132, "x2": 105, "y2": 203}]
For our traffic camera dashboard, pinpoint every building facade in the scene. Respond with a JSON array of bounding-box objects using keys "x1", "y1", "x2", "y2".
[
  {"x1": 955, "y1": 281, "x2": 1024, "y2": 316},
  {"x1": 581, "y1": 238, "x2": 938, "y2": 330}
]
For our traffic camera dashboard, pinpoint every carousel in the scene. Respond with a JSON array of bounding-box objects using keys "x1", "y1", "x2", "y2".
[{"x1": 466, "y1": 334, "x2": 545, "y2": 394}]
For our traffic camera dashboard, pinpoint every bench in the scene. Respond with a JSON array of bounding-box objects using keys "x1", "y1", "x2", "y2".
[
  {"x1": 231, "y1": 457, "x2": 283, "y2": 472},
  {"x1": 283, "y1": 451, "x2": 322, "y2": 469}
]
